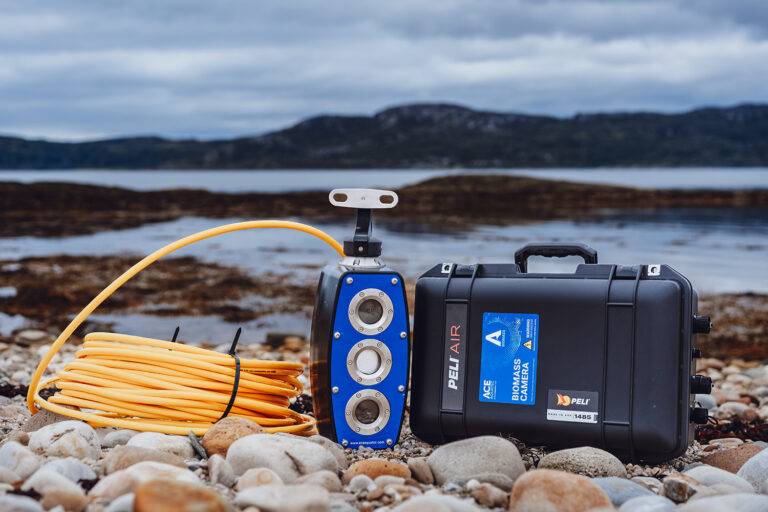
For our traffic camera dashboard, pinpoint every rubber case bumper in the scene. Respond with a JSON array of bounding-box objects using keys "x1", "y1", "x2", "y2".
[{"x1": 410, "y1": 250, "x2": 705, "y2": 463}]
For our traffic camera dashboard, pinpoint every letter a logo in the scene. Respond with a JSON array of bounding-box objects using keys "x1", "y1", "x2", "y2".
[{"x1": 485, "y1": 330, "x2": 503, "y2": 347}]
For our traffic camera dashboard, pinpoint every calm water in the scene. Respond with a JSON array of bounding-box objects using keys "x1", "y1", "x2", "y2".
[
  {"x1": 1, "y1": 207, "x2": 766, "y2": 341},
  {"x1": 1, "y1": 167, "x2": 767, "y2": 192}
]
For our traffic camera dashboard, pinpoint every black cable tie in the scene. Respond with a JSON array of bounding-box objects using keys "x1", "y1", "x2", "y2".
[
  {"x1": 219, "y1": 327, "x2": 242, "y2": 421},
  {"x1": 228, "y1": 327, "x2": 242, "y2": 355},
  {"x1": 171, "y1": 326, "x2": 180, "y2": 343}
]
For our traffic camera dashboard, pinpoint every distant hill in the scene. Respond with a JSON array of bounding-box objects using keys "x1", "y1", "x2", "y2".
[{"x1": 1, "y1": 103, "x2": 767, "y2": 169}]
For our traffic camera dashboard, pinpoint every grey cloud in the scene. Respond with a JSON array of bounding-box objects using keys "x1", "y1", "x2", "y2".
[{"x1": 0, "y1": 0, "x2": 765, "y2": 140}]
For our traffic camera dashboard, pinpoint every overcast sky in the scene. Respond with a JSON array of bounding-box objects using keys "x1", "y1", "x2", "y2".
[{"x1": 1, "y1": 0, "x2": 766, "y2": 141}]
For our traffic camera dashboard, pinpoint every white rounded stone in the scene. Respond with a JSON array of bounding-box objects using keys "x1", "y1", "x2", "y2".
[
  {"x1": 0, "y1": 495, "x2": 44, "y2": 512},
  {"x1": 684, "y1": 464, "x2": 754, "y2": 492},
  {"x1": 737, "y1": 449, "x2": 768, "y2": 489},
  {"x1": 0, "y1": 441, "x2": 40, "y2": 479},
  {"x1": 237, "y1": 467, "x2": 284, "y2": 490},
  {"x1": 28, "y1": 421, "x2": 101, "y2": 460},
  {"x1": 104, "y1": 492, "x2": 135, "y2": 512},
  {"x1": 234, "y1": 483, "x2": 330, "y2": 512},
  {"x1": 89, "y1": 461, "x2": 200, "y2": 500},
  {"x1": 102, "y1": 429, "x2": 139, "y2": 448},
  {"x1": 227, "y1": 433, "x2": 339, "y2": 483},
  {"x1": 126, "y1": 432, "x2": 194, "y2": 459},
  {"x1": 208, "y1": 454, "x2": 236, "y2": 487},
  {"x1": 38, "y1": 457, "x2": 96, "y2": 482}
]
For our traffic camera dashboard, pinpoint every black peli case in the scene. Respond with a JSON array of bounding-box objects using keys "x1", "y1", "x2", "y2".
[{"x1": 410, "y1": 243, "x2": 712, "y2": 463}]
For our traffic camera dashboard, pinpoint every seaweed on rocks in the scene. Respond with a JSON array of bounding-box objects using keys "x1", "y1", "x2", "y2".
[
  {"x1": 0, "y1": 382, "x2": 57, "y2": 399},
  {"x1": 1, "y1": 176, "x2": 766, "y2": 238},
  {"x1": 289, "y1": 393, "x2": 314, "y2": 415},
  {"x1": 0, "y1": 255, "x2": 317, "y2": 329},
  {"x1": 0, "y1": 381, "x2": 27, "y2": 398},
  {"x1": 5, "y1": 488, "x2": 41, "y2": 500},
  {"x1": 696, "y1": 418, "x2": 768, "y2": 444},
  {"x1": 78, "y1": 478, "x2": 99, "y2": 492}
]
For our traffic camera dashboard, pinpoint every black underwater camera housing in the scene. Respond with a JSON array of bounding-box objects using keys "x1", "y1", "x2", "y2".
[
  {"x1": 410, "y1": 243, "x2": 713, "y2": 463},
  {"x1": 309, "y1": 190, "x2": 713, "y2": 461},
  {"x1": 310, "y1": 189, "x2": 409, "y2": 449}
]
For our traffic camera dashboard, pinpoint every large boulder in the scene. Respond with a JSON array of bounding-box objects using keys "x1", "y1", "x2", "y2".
[
  {"x1": 737, "y1": 448, "x2": 768, "y2": 489},
  {"x1": 427, "y1": 436, "x2": 525, "y2": 491},
  {"x1": 538, "y1": 447, "x2": 627, "y2": 478},
  {"x1": 127, "y1": 432, "x2": 194, "y2": 459},
  {"x1": 683, "y1": 464, "x2": 754, "y2": 492},
  {"x1": 28, "y1": 421, "x2": 101, "y2": 460},
  {"x1": 508, "y1": 469, "x2": 612, "y2": 512},
  {"x1": 226, "y1": 433, "x2": 339, "y2": 483}
]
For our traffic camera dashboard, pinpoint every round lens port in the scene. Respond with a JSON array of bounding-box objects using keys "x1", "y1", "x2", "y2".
[
  {"x1": 354, "y1": 399, "x2": 380, "y2": 424},
  {"x1": 347, "y1": 288, "x2": 395, "y2": 335},
  {"x1": 355, "y1": 348, "x2": 381, "y2": 375},
  {"x1": 344, "y1": 390, "x2": 391, "y2": 435},
  {"x1": 346, "y1": 339, "x2": 392, "y2": 386},
  {"x1": 357, "y1": 298, "x2": 384, "y2": 326}
]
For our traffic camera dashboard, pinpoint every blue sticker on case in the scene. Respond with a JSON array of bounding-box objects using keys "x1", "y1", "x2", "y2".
[{"x1": 479, "y1": 312, "x2": 539, "y2": 405}]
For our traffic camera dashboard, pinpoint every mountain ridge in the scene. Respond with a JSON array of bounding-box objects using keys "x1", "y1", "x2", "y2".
[{"x1": 1, "y1": 103, "x2": 767, "y2": 169}]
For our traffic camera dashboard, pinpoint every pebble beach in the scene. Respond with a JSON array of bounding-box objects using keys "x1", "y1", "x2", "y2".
[{"x1": 3, "y1": 331, "x2": 768, "y2": 512}]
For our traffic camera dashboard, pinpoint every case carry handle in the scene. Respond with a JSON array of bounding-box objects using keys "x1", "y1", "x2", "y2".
[{"x1": 514, "y1": 243, "x2": 598, "y2": 273}]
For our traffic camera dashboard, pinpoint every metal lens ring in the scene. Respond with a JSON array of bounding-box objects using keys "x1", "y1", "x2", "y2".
[
  {"x1": 348, "y1": 288, "x2": 394, "y2": 335},
  {"x1": 344, "y1": 389, "x2": 391, "y2": 436},
  {"x1": 346, "y1": 338, "x2": 393, "y2": 386}
]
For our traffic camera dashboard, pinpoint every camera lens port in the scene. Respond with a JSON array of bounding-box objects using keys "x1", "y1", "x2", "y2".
[
  {"x1": 354, "y1": 399, "x2": 379, "y2": 424},
  {"x1": 356, "y1": 349, "x2": 381, "y2": 375},
  {"x1": 346, "y1": 339, "x2": 392, "y2": 385},
  {"x1": 348, "y1": 288, "x2": 394, "y2": 335},
  {"x1": 345, "y1": 389, "x2": 391, "y2": 435},
  {"x1": 357, "y1": 299, "x2": 384, "y2": 325}
]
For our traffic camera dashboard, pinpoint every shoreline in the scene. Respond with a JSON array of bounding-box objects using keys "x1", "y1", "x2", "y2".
[
  {"x1": 1, "y1": 255, "x2": 766, "y2": 359},
  {"x1": 1, "y1": 174, "x2": 766, "y2": 238}
]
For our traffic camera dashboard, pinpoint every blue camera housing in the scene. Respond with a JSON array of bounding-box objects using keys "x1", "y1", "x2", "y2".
[
  {"x1": 310, "y1": 188, "x2": 409, "y2": 448},
  {"x1": 310, "y1": 266, "x2": 409, "y2": 449}
]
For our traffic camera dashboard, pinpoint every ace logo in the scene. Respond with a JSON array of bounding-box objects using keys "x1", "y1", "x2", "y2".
[{"x1": 485, "y1": 330, "x2": 503, "y2": 346}]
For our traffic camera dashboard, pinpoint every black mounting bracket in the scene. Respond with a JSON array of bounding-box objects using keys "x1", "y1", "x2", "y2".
[
  {"x1": 328, "y1": 188, "x2": 398, "y2": 259},
  {"x1": 344, "y1": 208, "x2": 382, "y2": 257}
]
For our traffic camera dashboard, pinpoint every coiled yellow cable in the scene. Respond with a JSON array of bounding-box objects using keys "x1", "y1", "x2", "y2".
[{"x1": 26, "y1": 220, "x2": 344, "y2": 436}]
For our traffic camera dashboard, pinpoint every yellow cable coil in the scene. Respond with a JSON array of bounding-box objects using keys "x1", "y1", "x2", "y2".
[{"x1": 26, "y1": 220, "x2": 344, "y2": 436}]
